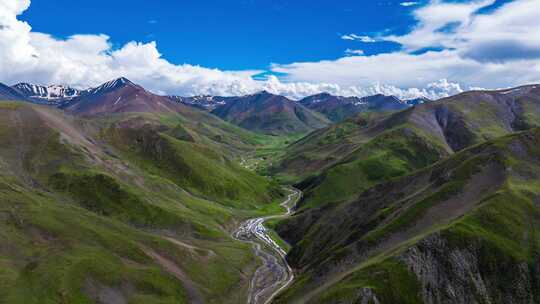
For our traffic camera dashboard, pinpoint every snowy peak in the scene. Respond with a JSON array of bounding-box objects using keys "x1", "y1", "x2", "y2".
[
  {"x1": 298, "y1": 92, "x2": 413, "y2": 122},
  {"x1": 170, "y1": 95, "x2": 229, "y2": 111},
  {"x1": 60, "y1": 77, "x2": 184, "y2": 116},
  {"x1": 13, "y1": 83, "x2": 81, "y2": 103},
  {"x1": 86, "y1": 77, "x2": 138, "y2": 95}
]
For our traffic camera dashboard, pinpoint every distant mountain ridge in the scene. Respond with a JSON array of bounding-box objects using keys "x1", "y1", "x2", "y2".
[
  {"x1": 12, "y1": 83, "x2": 81, "y2": 104},
  {"x1": 210, "y1": 91, "x2": 331, "y2": 135},
  {"x1": 276, "y1": 84, "x2": 540, "y2": 182},
  {"x1": 0, "y1": 83, "x2": 28, "y2": 101},
  {"x1": 169, "y1": 95, "x2": 230, "y2": 111},
  {"x1": 299, "y1": 93, "x2": 431, "y2": 122},
  {"x1": 3, "y1": 78, "x2": 434, "y2": 125},
  {"x1": 174, "y1": 91, "x2": 433, "y2": 123},
  {"x1": 59, "y1": 77, "x2": 184, "y2": 116}
]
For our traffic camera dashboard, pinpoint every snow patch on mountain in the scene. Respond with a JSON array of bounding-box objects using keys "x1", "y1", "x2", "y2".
[{"x1": 13, "y1": 83, "x2": 81, "y2": 102}]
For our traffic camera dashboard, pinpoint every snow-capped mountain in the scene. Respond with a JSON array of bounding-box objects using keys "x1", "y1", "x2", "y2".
[
  {"x1": 169, "y1": 95, "x2": 230, "y2": 111},
  {"x1": 60, "y1": 77, "x2": 183, "y2": 116},
  {"x1": 299, "y1": 93, "x2": 412, "y2": 122},
  {"x1": 13, "y1": 83, "x2": 81, "y2": 104},
  {"x1": 84, "y1": 77, "x2": 138, "y2": 96}
]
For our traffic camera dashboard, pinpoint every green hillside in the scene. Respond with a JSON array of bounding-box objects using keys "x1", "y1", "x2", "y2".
[
  {"x1": 211, "y1": 91, "x2": 330, "y2": 135},
  {"x1": 3, "y1": 83, "x2": 540, "y2": 304},
  {"x1": 274, "y1": 127, "x2": 540, "y2": 303},
  {"x1": 0, "y1": 102, "x2": 284, "y2": 304},
  {"x1": 273, "y1": 86, "x2": 540, "y2": 211}
]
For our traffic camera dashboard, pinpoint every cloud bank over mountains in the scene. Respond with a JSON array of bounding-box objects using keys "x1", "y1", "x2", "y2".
[{"x1": 0, "y1": 0, "x2": 539, "y2": 100}]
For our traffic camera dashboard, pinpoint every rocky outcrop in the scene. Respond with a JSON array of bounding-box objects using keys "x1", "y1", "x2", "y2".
[
  {"x1": 356, "y1": 288, "x2": 381, "y2": 304},
  {"x1": 399, "y1": 234, "x2": 538, "y2": 304},
  {"x1": 434, "y1": 105, "x2": 477, "y2": 152}
]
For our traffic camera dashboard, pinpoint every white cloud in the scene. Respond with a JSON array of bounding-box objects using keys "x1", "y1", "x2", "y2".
[
  {"x1": 1, "y1": 0, "x2": 539, "y2": 101},
  {"x1": 380, "y1": 0, "x2": 496, "y2": 52},
  {"x1": 400, "y1": 2, "x2": 420, "y2": 7},
  {"x1": 345, "y1": 49, "x2": 365, "y2": 56},
  {"x1": 0, "y1": 0, "x2": 264, "y2": 97},
  {"x1": 340, "y1": 34, "x2": 376, "y2": 43},
  {"x1": 258, "y1": 76, "x2": 461, "y2": 100},
  {"x1": 275, "y1": 0, "x2": 540, "y2": 96},
  {"x1": 378, "y1": 0, "x2": 540, "y2": 63}
]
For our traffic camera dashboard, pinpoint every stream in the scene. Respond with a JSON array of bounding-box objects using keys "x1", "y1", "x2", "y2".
[{"x1": 232, "y1": 188, "x2": 301, "y2": 304}]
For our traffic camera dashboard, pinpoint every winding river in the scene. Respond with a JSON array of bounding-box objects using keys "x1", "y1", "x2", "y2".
[{"x1": 232, "y1": 189, "x2": 301, "y2": 304}]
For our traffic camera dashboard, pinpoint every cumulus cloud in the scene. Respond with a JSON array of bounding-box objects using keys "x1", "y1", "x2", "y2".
[
  {"x1": 275, "y1": 0, "x2": 540, "y2": 95},
  {"x1": 378, "y1": 0, "x2": 540, "y2": 63},
  {"x1": 1, "y1": 0, "x2": 539, "y2": 101},
  {"x1": 258, "y1": 76, "x2": 461, "y2": 100}
]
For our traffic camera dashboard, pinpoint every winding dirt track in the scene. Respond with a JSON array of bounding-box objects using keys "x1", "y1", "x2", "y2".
[{"x1": 232, "y1": 188, "x2": 301, "y2": 304}]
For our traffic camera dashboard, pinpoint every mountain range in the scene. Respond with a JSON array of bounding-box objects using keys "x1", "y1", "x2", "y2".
[
  {"x1": 298, "y1": 93, "x2": 427, "y2": 122},
  {"x1": 1, "y1": 77, "x2": 431, "y2": 135},
  {"x1": 270, "y1": 84, "x2": 540, "y2": 303},
  {"x1": 2, "y1": 76, "x2": 540, "y2": 304},
  {"x1": 209, "y1": 91, "x2": 331, "y2": 135},
  {"x1": 12, "y1": 83, "x2": 81, "y2": 104}
]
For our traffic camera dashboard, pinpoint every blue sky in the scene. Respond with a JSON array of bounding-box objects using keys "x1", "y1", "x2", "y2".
[
  {"x1": 21, "y1": 0, "x2": 412, "y2": 70},
  {"x1": 1, "y1": 0, "x2": 539, "y2": 99}
]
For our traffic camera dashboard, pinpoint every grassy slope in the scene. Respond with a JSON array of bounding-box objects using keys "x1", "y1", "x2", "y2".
[
  {"x1": 0, "y1": 102, "x2": 285, "y2": 303},
  {"x1": 102, "y1": 117, "x2": 282, "y2": 208},
  {"x1": 295, "y1": 125, "x2": 448, "y2": 209},
  {"x1": 269, "y1": 88, "x2": 540, "y2": 235},
  {"x1": 309, "y1": 174, "x2": 540, "y2": 303},
  {"x1": 275, "y1": 128, "x2": 540, "y2": 303},
  {"x1": 211, "y1": 93, "x2": 330, "y2": 135},
  {"x1": 273, "y1": 113, "x2": 385, "y2": 181},
  {"x1": 275, "y1": 87, "x2": 540, "y2": 183}
]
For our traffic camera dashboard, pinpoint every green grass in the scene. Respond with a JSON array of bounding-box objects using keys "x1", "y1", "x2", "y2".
[
  {"x1": 0, "y1": 103, "x2": 289, "y2": 303},
  {"x1": 288, "y1": 178, "x2": 540, "y2": 303},
  {"x1": 313, "y1": 259, "x2": 421, "y2": 304},
  {"x1": 103, "y1": 121, "x2": 284, "y2": 209},
  {"x1": 276, "y1": 129, "x2": 540, "y2": 303},
  {"x1": 265, "y1": 218, "x2": 293, "y2": 253},
  {"x1": 363, "y1": 180, "x2": 465, "y2": 243},
  {"x1": 48, "y1": 170, "x2": 183, "y2": 227},
  {"x1": 0, "y1": 185, "x2": 188, "y2": 304},
  {"x1": 297, "y1": 126, "x2": 447, "y2": 209}
]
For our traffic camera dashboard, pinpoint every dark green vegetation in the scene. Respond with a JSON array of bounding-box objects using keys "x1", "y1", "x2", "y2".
[
  {"x1": 211, "y1": 91, "x2": 330, "y2": 135},
  {"x1": 0, "y1": 101, "x2": 286, "y2": 303},
  {"x1": 269, "y1": 85, "x2": 540, "y2": 303}
]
